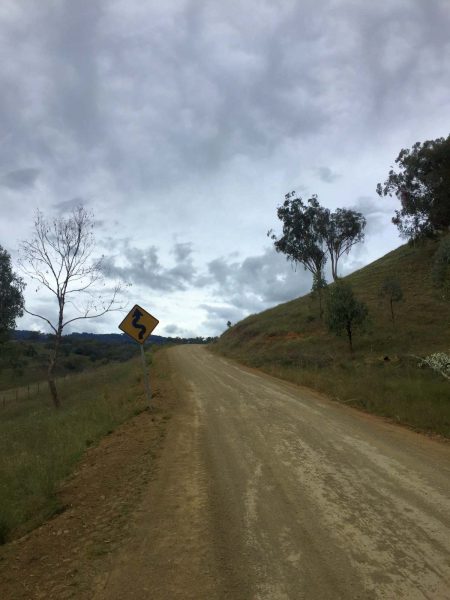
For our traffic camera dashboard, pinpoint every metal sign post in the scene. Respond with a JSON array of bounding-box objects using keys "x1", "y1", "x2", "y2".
[
  {"x1": 140, "y1": 344, "x2": 152, "y2": 407},
  {"x1": 118, "y1": 304, "x2": 160, "y2": 409}
]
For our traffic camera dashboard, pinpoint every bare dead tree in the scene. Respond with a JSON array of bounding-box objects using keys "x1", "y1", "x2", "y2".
[{"x1": 19, "y1": 206, "x2": 123, "y2": 408}]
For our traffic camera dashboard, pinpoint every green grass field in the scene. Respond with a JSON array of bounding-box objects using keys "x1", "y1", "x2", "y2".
[
  {"x1": 0, "y1": 355, "x2": 151, "y2": 544},
  {"x1": 0, "y1": 337, "x2": 138, "y2": 392},
  {"x1": 214, "y1": 236, "x2": 450, "y2": 437}
]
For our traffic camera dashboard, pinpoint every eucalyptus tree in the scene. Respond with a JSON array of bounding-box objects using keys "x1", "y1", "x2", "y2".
[
  {"x1": 377, "y1": 135, "x2": 450, "y2": 239},
  {"x1": 322, "y1": 208, "x2": 366, "y2": 281},
  {"x1": 269, "y1": 192, "x2": 328, "y2": 314},
  {"x1": 269, "y1": 192, "x2": 366, "y2": 317}
]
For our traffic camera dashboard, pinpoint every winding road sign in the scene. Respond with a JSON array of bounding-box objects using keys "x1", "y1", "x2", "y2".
[{"x1": 119, "y1": 304, "x2": 159, "y2": 344}]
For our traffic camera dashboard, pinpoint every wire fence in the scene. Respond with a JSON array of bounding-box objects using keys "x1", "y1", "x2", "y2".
[
  {"x1": 0, "y1": 376, "x2": 72, "y2": 408},
  {"x1": 0, "y1": 360, "x2": 127, "y2": 409}
]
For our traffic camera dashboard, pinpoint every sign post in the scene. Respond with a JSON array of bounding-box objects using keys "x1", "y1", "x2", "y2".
[
  {"x1": 118, "y1": 304, "x2": 159, "y2": 408},
  {"x1": 140, "y1": 344, "x2": 152, "y2": 405}
]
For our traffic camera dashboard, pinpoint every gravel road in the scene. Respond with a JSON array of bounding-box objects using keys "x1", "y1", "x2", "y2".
[{"x1": 97, "y1": 345, "x2": 450, "y2": 600}]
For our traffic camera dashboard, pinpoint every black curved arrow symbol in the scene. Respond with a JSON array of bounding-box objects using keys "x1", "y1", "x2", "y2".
[{"x1": 131, "y1": 308, "x2": 147, "y2": 340}]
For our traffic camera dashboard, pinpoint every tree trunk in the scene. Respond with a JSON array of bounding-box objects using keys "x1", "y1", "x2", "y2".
[
  {"x1": 346, "y1": 323, "x2": 353, "y2": 356},
  {"x1": 47, "y1": 369, "x2": 60, "y2": 408},
  {"x1": 331, "y1": 258, "x2": 338, "y2": 282},
  {"x1": 390, "y1": 298, "x2": 395, "y2": 323},
  {"x1": 48, "y1": 328, "x2": 62, "y2": 408}
]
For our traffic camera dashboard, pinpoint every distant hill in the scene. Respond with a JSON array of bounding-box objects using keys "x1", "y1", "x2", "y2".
[
  {"x1": 214, "y1": 237, "x2": 450, "y2": 437},
  {"x1": 12, "y1": 331, "x2": 214, "y2": 346}
]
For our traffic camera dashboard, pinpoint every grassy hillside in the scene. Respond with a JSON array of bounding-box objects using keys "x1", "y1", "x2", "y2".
[{"x1": 214, "y1": 237, "x2": 450, "y2": 437}]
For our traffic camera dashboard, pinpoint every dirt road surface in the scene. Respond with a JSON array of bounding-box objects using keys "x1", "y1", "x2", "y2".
[
  {"x1": 2, "y1": 345, "x2": 449, "y2": 599},
  {"x1": 94, "y1": 345, "x2": 450, "y2": 600}
]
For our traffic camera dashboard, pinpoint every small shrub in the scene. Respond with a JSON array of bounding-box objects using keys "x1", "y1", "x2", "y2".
[
  {"x1": 325, "y1": 281, "x2": 369, "y2": 354},
  {"x1": 419, "y1": 352, "x2": 450, "y2": 380}
]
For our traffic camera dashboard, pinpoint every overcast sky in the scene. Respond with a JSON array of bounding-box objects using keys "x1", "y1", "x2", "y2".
[{"x1": 1, "y1": 0, "x2": 449, "y2": 337}]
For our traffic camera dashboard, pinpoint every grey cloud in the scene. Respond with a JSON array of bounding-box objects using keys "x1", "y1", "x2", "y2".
[
  {"x1": 172, "y1": 242, "x2": 193, "y2": 263},
  {"x1": 316, "y1": 167, "x2": 340, "y2": 183},
  {"x1": 1, "y1": 168, "x2": 40, "y2": 189},
  {"x1": 103, "y1": 242, "x2": 196, "y2": 292},
  {"x1": 165, "y1": 324, "x2": 182, "y2": 335},
  {"x1": 351, "y1": 195, "x2": 393, "y2": 236},
  {"x1": 199, "y1": 303, "x2": 247, "y2": 336},
  {"x1": 1, "y1": 0, "x2": 449, "y2": 198},
  {"x1": 104, "y1": 241, "x2": 310, "y2": 322},
  {"x1": 353, "y1": 195, "x2": 392, "y2": 217},
  {"x1": 199, "y1": 303, "x2": 245, "y2": 322},
  {"x1": 52, "y1": 197, "x2": 87, "y2": 213},
  {"x1": 205, "y1": 247, "x2": 311, "y2": 307},
  {"x1": 47, "y1": 1, "x2": 104, "y2": 147}
]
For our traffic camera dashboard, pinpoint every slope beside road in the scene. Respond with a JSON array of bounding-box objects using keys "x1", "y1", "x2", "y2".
[
  {"x1": 1, "y1": 345, "x2": 449, "y2": 599},
  {"x1": 96, "y1": 345, "x2": 450, "y2": 600}
]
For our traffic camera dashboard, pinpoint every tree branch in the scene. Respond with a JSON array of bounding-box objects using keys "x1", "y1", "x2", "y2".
[{"x1": 23, "y1": 307, "x2": 57, "y2": 334}]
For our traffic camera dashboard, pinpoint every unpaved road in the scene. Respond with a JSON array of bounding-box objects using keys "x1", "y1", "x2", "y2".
[{"x1": 94, "y1": 345, "x2": 450, "y2": 600}]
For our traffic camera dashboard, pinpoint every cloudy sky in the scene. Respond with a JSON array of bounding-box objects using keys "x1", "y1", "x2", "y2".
[{"x1": 1, "y1": 0, "x2": 449, "y2": 337}]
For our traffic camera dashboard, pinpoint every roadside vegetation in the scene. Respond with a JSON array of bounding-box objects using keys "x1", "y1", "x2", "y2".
[
  {"x1": 215, "y1": 237, "x2": 450, "y2": 438},
  {"x1": 0, "y1": 335, "x2": 139, "y2": 392},
  {"x1": 0, "y1": 352, "x2": 154, "y2": 544}
]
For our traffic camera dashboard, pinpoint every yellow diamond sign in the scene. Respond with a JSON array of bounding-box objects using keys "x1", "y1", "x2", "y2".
[{"x1": 119, "y1": 304, "x2": 159, "y2": 344}]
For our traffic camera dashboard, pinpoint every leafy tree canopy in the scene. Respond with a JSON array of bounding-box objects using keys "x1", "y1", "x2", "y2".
[
  {"x1": 269, "y1": 192, "x2": 366, "y2": 285},
  {"x1": 321, "y1": 208, "x2": 366, "y2": 281},
  {"x1": 0, "y1": 245, "x2": 25, "y2": 342},
  {"x1": 377, "y1": 135, "x2": 450, "y2": 239},
  {"x1": 269, "y1": 192, "x2": 328, "y2": 280}
]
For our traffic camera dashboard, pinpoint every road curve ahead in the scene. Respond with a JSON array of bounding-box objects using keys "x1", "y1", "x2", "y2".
[{"x1": 99, "y1": 345, "x2": 450, "y2": 600}]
